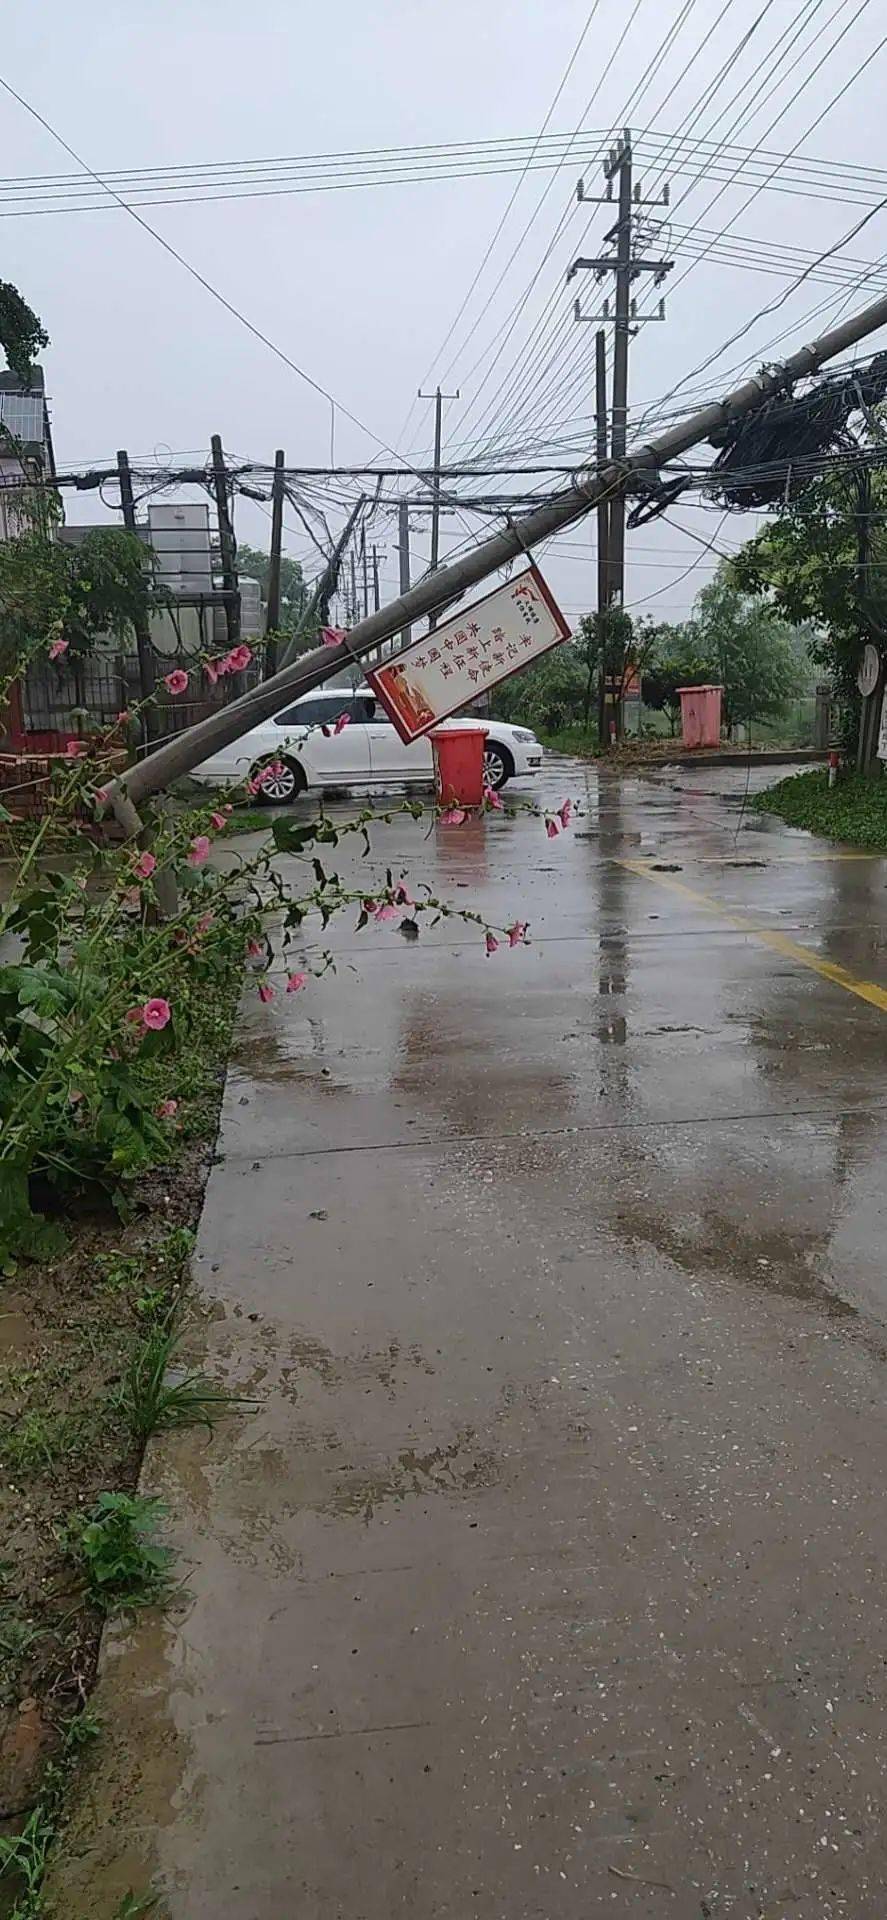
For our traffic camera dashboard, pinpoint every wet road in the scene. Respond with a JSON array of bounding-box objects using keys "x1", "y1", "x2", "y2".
[{"x1": 53, "y1": 757, "x2": 887, "y2": 1919}]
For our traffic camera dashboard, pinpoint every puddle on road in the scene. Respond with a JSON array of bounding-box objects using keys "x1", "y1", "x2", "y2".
[{"x1": 611, "y1": 1205, "x2": 856, "y2": 1321}]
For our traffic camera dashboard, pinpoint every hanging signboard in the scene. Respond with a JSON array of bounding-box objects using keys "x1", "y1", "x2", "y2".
[{"x1": 366, "y1": 564, "x2": 571, "y2": 744}]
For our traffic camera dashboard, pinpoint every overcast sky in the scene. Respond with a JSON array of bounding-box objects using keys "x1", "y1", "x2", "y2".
[{"x1": 2, "y1": 0, "x2": 885, "y2": 626}]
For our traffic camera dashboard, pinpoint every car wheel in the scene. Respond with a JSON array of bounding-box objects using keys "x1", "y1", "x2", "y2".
[
  {"x1": 253, "y1": 757, "x2": 305, "y2": 805},
  {"x1": 483, "y1": 742, "x2": 512, "y2": 791}
]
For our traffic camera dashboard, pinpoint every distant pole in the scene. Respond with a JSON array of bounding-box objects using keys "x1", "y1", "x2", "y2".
[
  {"x1": 210, "y1": 433, "x2": 240, "y2": 653},
  {"x1": 116, "y1": 448, "x2": 157, "y2": 748},
  {"x1": 264, "y1": 447, "x2": 285, "y2": 679},
  {"x1": 361, "y1": 522, "x2": 369, "y2": 619},
  {"x1": 594, "y1": 333, "x2": 609, "y2": 745},
  {"x1": 372, "y1": 543, "x2": 381, "y2": 613},
  {"x1": 350, "y1": 550, "x2": 358, "y2": 631},
  {"x1": 418, "y1": 384, "x2": 459, "y2": 628},
  {"x1": 398, "y1": 498, "x2": 412, "y2": 652}
]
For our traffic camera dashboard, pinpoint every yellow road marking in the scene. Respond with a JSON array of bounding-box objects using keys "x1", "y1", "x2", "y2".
[
  {"x1": 617, "y1": 858, "x2": 887, "y2": 1016},
  {"x1": 681, "y1": 851, "x2": 879, "y2": 864}
]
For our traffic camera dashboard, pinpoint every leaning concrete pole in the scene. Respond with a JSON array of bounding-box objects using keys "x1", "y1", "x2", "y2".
[{"x1": 113, "y1": 287, "x2": 887, "y2": 815}]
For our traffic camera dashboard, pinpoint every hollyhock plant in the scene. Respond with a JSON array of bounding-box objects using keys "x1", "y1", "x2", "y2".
[
  {"x1": 545, "y1": 816, "x2": 561, "y2": 840},
  {"x1": 134, "y1": 851, "x2": 156, "y2": 879},
  {"x1": 223, "y1": 644, "x2": 252, "y2": 674},
  {"x1": 258, "y1": 982, "x2": 275, "y2": 1004},
  {"x1": 375, "y1": 902, "x2": 400, "y2": 924},
  {"x1": 558, "y1": 798, "x2": 573, "y2": 828},
  {"x1": 485, "y1": 932, "x2": 499, "y2": 956},
  {"x1": 507, "y1": 921, "x2": 528, "y2": 947},
  {"x1": 483, "y1": 785, "x2": 503, "y2": 811},
  {"x1": 164, "y1": 669, "x2": 189, "y2": 695},
  {"x1": 187, "y1": 835, "x2": 211, "y2": 868},
  {"x1": 48, "y1": 635, "x2": 69, "y2": 662},
  {"x1": 126, "y1": 997, "x2": 171, "y2": 1033},
  {"x1": 286, "y1": 971, "x2": 308, "y2": 993},
  {"x1": 210, "y1": 811, "x2": 227, "y2": 831},
  {"x1": 333, "y1": 712, "x2": 351, "y2": 734},
  {"x1": 440, "y1": 807, "x2": 467, "y2": 826},
  {"x1": 157, "y1": 1099, "x2": 178, "y2": 1120}
]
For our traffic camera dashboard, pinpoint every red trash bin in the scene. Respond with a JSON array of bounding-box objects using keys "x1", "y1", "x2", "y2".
[
  {"x1": 677, "y1": 684, "x2": 723, "y2": 750},
  {"x1": 430, "y1": 725, "x2": 488, "y2": 809}
]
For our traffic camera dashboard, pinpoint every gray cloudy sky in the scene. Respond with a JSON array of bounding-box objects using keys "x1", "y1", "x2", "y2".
[{"x1": 2, "y1": 0, "x2": 885, "y2": 623}]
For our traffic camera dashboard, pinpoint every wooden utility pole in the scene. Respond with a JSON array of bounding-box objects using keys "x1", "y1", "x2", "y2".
[
  {"x1": 398, "y1": 499, "x2": 412, "y2": 653},
  {"x1": 594, "y1": 332, "x2": 609, "y2": 744},
  {"x1": 116, "y1": 449, "x2": 158, "y2": 749},
  {"x1": 264, "y1": 448, "x2": 285, "y2": 679},
  {"x1": 361, "y1": 523, "x2": 369, "y2": 619},
  {"x1": 372, "y1": 543, "x2": 381, "y2": 613},
  {"x1": 209, "y1": 434, "x2": 240, "y2": 653},
  {"x1": 350, "y1": 551, "x2": 358, "y2": 631},
  {"x1": 418, "y1": 384, "x2": 459, "y2": 627}
]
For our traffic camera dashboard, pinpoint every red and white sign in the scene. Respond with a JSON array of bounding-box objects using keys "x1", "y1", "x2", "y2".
[{"x1": 367, "y1": 564, "x2": 571, "y2": 744}]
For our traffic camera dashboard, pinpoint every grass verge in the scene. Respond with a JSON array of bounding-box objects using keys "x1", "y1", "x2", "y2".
[
  {"x1": 0, "y1": 977, "x2": 240, "y2": 1917},
  {"x1": 752, "y1": 768, "x2": 887, "y2": 849}
]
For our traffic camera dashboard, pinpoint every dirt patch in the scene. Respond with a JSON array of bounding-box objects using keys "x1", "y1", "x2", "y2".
[{"x1": 0, "y1": 990, "x2": 237, "y2": 1900}]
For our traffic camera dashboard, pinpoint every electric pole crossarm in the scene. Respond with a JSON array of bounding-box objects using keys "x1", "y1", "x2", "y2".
[{"x1": 112, "y1": 284, "x2": 887, "y2": 811}]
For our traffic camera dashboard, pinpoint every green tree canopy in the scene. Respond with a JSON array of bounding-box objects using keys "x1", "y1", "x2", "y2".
[
  {"x1": 0, "y1": 526, "x2": 153, "y2": 679},
  {"x1": 236, "y1": 543, "x2": 308, "y2": 632},
  {"x1": 0, "y1": 280, "x2": 48, "y2": 386},
  {"x1": 686, "y1": 566, "x2": 806, "y2": 734}
]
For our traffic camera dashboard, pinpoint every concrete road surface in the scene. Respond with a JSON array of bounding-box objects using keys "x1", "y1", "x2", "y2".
[{"x1": 52, "y1": 757, "x2": 887, "y2": 1919}]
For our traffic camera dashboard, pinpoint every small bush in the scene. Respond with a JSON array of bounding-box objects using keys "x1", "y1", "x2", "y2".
[{"x1": 69, "y1": 1491, "x2": 172, "y2": 1612}]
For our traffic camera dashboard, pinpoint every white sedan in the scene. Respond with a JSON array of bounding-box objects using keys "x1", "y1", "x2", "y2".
[{"x1": 191, "y1": 686, "x2": 543, "y2": 803}]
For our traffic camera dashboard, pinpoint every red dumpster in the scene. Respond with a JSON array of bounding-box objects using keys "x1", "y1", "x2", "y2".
[{"x1": 430, "y1": 725, "x2": 488, "y2": 809}]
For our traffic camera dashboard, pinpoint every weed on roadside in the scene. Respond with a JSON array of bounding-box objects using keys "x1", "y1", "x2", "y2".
[
  {"x1": 67, "y1": 1492, "x2": 173, "y2": 1614},
  {"x1": 112, "y1": 1322, "x2": 249, "y2": 1442},
  {"x1": 0, "y1": 1708, "x2": 99, "y2": 1917},
  {"x1": 0, "y1": 1410, "x2": 94, "y2": 1477}
]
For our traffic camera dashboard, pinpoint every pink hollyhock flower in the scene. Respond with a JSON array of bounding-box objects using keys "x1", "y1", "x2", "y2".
[
  {"x1": 157, "y1": 1099, "x2": 178, "y2": 1120},
  {"x1": 258, "y1": 981, "x2": 275, "y2": 1004},
  {"x1": 321, "y1": 626, "x2": 346, "y2": 647},
  {"x1": 49, "y1": 635, "x2": 69, "y2": 662},
  {"x1": 223, "y1": 644, "x2": 252, "y2": 674},
  {"x1": 94, "y1": 785, "x2": 110, "y2": 806},
  {"x1": 507, "y1": 921, "x2": 528, "y2": 947},
  {"x1": 210, "y1": 810, "x2": 227, "y2": 831},
  {"x1": 134, "y1": 850, "x2": 156, "y2": 879},
  {"x1": 485, "y1": 932, "x2": 499, "y2": 956},
  {"x1": 375, "y1": 902, "x2": 400, "y2": 923},
  {"x1": 440, "y1": 807, "x2": 467, "y2": 826},
  {"x1": 393, "y1": 883, "x2": 414, "y2": 907},
  {"x1": 246, "y1": 938, "x2": 264, "y2": 958},
  {"x1": 204, "y1": 658, "x2": 220, "y2": 685},
  {"x1": 333, "y1": 711, "x2": 351, "y2": 735},
  {"x1": 187, "y1": 835, "x2": 211, "y2": 867},
  {"x1": 116, "y1": 710, "x2": 131, "y2": 727},
  {"x1": 164, "y1": 669, "x2": 189, "y2": 695},
  {"x1": 558, "y1": 798, "x2": 573, "y2": 828},
  {"x1": 193, "y1": 911, "x2": 214, "y2": 937},
  {"x1": 545, "y1": 816, "x2": 561, "y2": 840},
  {"x1": 483, "y1": 785, "x2": 504, "y2": 810},
  {"x1": 123, "y1": 886, "x2": 141, "y2": 910},
  {"x1": 222, "y1": 804, "x2": 233, "y2": 816},
  {"x1": 143, "y1": 997, "x2": 171, "y2": 1031},
  {"x1": 65, "y1": 739, "x2": 87, "y2": 757},
  {"x1": 286, "y1": 971, "x2": 308, "y2": 993}
]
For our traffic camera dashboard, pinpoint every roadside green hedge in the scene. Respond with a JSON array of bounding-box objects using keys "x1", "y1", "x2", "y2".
[{"x1": 753, "y1": 768, "x2": 887, "y2": 850}]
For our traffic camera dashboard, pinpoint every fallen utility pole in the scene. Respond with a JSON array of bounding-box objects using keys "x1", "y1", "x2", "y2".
[{"x1": 109, "y1": 287, "x2": 887, "y2": 816}]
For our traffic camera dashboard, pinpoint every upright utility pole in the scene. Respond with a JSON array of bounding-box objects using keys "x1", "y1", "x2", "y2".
[
  {"x1": 350, "y1": 550, "x2": 358, "y2": 631},
  {"x1": 372, "y1": 543, "x2": 381, "y2": 613},
  {"x1": 264, "y1": 447, "x2": 285, "y2": 679},
  {"x1": 361, "y1": 523, "x2": 369, "y2": 619},
  {"x1": 570, "y1": 130, "x2": 672, "y2": 614},
  {"x1": 398, "y1": 498, "x2": 412, "y2": 652},
  {"x1": 209, "y1": 434, "x2": 240, "y2": 653},
  {"x1": 418, "y1": 384, "x2": 459, "y2": 627},
  {"x1": 116, "y1": 448, "x2": 157, "y2": 748},
  {"x1": 594, "y1": 335, "x2": 609, "y2": 742}
]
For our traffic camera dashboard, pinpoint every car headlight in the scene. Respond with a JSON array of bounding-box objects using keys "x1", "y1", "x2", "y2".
[{"x1": 512, "y1": 728, "x2": 537, "y2": 744}]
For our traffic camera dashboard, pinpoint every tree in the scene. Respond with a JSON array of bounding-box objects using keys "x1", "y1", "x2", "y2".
[
  {"x1": 0, "y1": 279, "x2": 48, "y2": 385},
  {"x1": 687, "y1": 566, "x2": 805, "y2": 736},
  {"x1": 0, "y1": 526, "x2": 153, "y2": 680},
  {"x1": 643, "y1": 625, "x2": 711, "y2": 735},
  {"x1": 491, "y1": 643, "x2": 586, "y2": 734},
  {"x1": 729, "y1": 466, "x2": 887, "y2": 717},
  {"x1": 236, "y1": 544, "x2": 308, "y2": 632}
]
